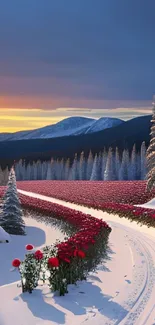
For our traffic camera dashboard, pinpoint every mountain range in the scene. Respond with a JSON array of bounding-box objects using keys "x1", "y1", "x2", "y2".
[
  {"x1": 0, "y1": 116, "x2": 123, "y2": 141},
  {"x1": 0, "y1": 114, "x2": 151, "y2": 166}
]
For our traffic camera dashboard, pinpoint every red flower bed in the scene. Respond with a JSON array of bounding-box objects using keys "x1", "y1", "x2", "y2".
[
  {"x1": 16, "y1": 181, "x2": 155, "y2": 227},
  {"x1": 11, "y1": 193, "x2": 111, "y2": 295},
  {"x1": 17, "y1": 180, "x2": 155, "y2": 205}
]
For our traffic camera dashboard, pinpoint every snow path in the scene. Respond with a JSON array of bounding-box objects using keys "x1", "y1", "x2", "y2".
[
  {"x1": 18, "y1": 190, "x2": 155, "y2": 325},
  {"x1": 1, "y1": 190, "x2": 155, "y2": 324}
]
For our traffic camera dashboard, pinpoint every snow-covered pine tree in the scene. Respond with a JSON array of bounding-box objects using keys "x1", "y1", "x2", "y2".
[
  {"x1": 25, "y1": 163, "x2": 31, "y2": 180},
  {"x1": 79, "y1": 152, "x2": 86, "y2": 180},
  {"x1": 59, "y1": 158, "x2": 65, "y2": 180},
  {"x1": 50, "y1": 158, "x2": 56, "y2": 180},
  {"x1": 33, "y1": 161, "x2": 38, "y2": 180},
  {"x1": 115, "y1": 147, "x2": 121, "y2": 180},
  {"x1": 146, "y1": 96, "x2": 155, "y2": 190},
  {"x1": 129, "y1": 144, "x2": 137, "y2": 180},
  {"x1": 41, "y1": 161, "x2": 48, "y2": 180},
  {"x1": 46, "y1": 161, "x2": 52, "y2": 180},
  {"x1": 64, "y1": 158, "x2": 70, "y2": 180},
  {"x1": 70, "y1": 153, "x2": 78, "y2": 180},
  {"x1": 136, "y1": 153, "x2": 141, "y2": 180},
  {"x1": 86, "y1": 151, "x2": 94, "y2": 180},
  {"x1": 104, "y1": 148, "x2": 115, "y2": 180},
  {"x1": 119, "y1": 149, "x2": 130, "y2": 180},
  {"x1": 141, "y1": 141, "x2": 147, "y2": 180},
  {"x1": 97, "y1": 151, "x2": 103, "y2": 180},
  {"x1": 90, "y1": 154, "x2": 98, "y2": 180},
  {"x1": 0, "y1": 168, "x2": 25, "y2": 235},
  {"x1": 101, "y1": 148, "x2": 107, "y2": 180},
  {"x1": 36, "y1": 160, "x2": 42, "y2": 180}
]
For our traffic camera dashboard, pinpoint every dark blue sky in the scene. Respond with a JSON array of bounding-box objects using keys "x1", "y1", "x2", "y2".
[{"x1": 0, "y1": 0, "x2": 154, "y2": 111}]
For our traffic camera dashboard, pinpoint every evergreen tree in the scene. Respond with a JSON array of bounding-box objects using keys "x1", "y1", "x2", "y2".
[
  {"x1": 97, "y1": 151, "x2": 103, "y2": 180},
  {"x1": 146, "y1": 97, "x2": 155, "y2": 190},
  {"x1": 50, "y1": 158, "x2": 56, "y2": 180},
  {"x1": 46, "y1": 161, "x2": 52, "y2": 180},
  {"x1": 0, "y1": 168, "x2": 25, "y2": 235},
  {"x1": 86, "y1": 151, "x2": 94, "y2": 180},
  {"x1": 115, "y1": 147, "x2": 121, "y2": 180},
  {"x1": 59, "y1": 158, "x2": 65, "y2": 180},
  {"x1": 141, "y1": 141, "x2": 147, "y2": 180},
  {"x1": 70, "y1": 153, "x2": 78, "y2": 180},
  {"x1": 101, "y1": 148, "x2": 107, "y2": 180},
  {"x1": 79, "y1": 152, "x2": 86, "y2": 180},
  {"x1": 104, "y1": 148, "x2": 115, "y2": 180},
  {"x1": 64, "y1": 159, "x2": 70, "y2": 180},
  {"x1": 90, "y1": 154, "x2": 98, "y2": 180},
  {"x1": 119, "y1": 149, "x2": 130, "y2": 180},
  {"x1": 129, "y1": 144, "x2": 137, "y2": 180}
]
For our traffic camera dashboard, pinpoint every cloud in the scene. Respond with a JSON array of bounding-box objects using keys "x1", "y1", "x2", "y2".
[{"x1": 0, "y1": 0, "x2": 154, "y2": 105}]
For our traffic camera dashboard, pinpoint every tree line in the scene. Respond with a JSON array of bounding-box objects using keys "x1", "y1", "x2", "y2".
[{"x1": 8, "y1": 142, "x2": 147, "y2": 182}]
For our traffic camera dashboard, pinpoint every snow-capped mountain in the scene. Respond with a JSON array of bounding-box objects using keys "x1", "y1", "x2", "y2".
[
  {"x1": 0, "y1": 116, "x2": 124, "y2": 141},
  {"x1": 85, "y1": 117, "x2": 123, "y2": 134}
]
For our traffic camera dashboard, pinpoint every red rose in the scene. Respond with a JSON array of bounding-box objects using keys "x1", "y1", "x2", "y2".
[
  {"x1": 34, "y1": 250, "x2": 43, "y2": 260},
  {"x1": 25, "y1": 244, "x2": 34, "y2": 251},
  {"x1": 77, "y1": 250, "x2": 86, "y2": 258},
  {"x1": 48, "y1": 257, "x2": 59, "y2": 267},
  {"x1": 63, "y1": 258, "x2": 71, "y2": 263},
  {"x1": 12, "y1": 258, "x2": 21, "y2": 268}
]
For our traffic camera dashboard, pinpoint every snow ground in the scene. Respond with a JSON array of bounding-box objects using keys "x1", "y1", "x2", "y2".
[{"x1": 1, "y1": 191, "x2": 155, "y2": 325}]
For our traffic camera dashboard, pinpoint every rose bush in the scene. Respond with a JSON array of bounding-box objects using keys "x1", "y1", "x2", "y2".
[{"x1": 11, "y1": 195, "x2": 111, "y2": 295}]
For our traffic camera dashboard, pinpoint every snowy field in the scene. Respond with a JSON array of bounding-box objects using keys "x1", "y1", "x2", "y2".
[{"x1": 1, "y1": 190, "x2": 155, "y2": 324}]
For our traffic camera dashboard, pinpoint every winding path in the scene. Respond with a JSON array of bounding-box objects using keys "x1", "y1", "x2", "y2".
[{"x1": 18, "y1": 189, "x2": 155, "y2": 325}]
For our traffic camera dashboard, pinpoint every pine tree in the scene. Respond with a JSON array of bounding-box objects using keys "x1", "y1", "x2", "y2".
[
  {"x1": 115, "y1": 147, "x2": 121, "y2": 180},
  {"x1": 0, "y1": 168, "x2": 25, "y2": 235},
  {"x1": 101, "y1": 148, "x2": 107, "y2": 180},
  {"x1": 119, "y1": 149, "x2": 130, "y2": 180},
  {"x1": 90, "y1": 154, "x2": 98, "y2": 180},
  {"x1": 46, "y1": 161, "x2": 52, "y2": 180},
  {"x1": 146, "y1": 97, "x2": 155, "y2": 190},
  {"x1": 104, "y1": 148, "x2": 114, "y2": 180},
  {"x1": 97, "y1": 151, "x2": 103, "y2": 180},
  {"x1": 64, "y1": 158, "x2": 70, "y2": 180},
  {"x1": 141, "y1": 141, "x2": 147, "y2": 180},
  {"x1": 79, "y1": 152, "x2": 86, "y2": 180},
  {"x1": 129, "y1": 144, "x2": 137, "y2": 180},
  {"x1": 70, "y1": 153, "x2": 78, "y2": 180},
  {"x1": 86, "y1": 151, "x2": 94, "y2": 180}
]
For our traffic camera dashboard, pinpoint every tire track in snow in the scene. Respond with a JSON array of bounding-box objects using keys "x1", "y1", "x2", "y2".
[
  {"x1": 115, "y1": 227, "x2": 155, "y2": 325},
  {"x1": 18, "y1": 190, "x2": 155, "y2": 325}
]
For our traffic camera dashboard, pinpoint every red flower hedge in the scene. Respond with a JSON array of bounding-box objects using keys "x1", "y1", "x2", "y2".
[
  {"x1": 9, "y1": 192, "x2": 111, "y2": 295},
  {"x1": 17, "y1": 180, "x2": 155, "y2": 205},
  {"x1": 16, "y1": 181, "x2": 155, "y2": 228}
]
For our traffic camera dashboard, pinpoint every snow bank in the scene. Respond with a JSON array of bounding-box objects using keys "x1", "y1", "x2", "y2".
[
  {"x1": 0, "y1": 226, "x2": 10, "y2": 243},
  {"x1": 136, "y1": 197, "x2": 155, "y2": 210}
]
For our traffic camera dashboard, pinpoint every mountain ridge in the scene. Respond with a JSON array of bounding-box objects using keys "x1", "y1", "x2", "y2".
[
  {"x1": 0, "y1": 114, "x2": 151, "y2": 166},
  {"x1": 0, "y1": 116, "x2": 124, "y2": 141}
]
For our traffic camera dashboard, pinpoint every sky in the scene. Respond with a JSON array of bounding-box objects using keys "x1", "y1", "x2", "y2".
[{"x1": 0, "y1": 0, "x2": 155, "y2": 132}]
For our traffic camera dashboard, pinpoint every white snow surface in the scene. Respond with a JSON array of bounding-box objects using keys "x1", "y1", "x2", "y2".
[
  {"x1": 136, "y1": 197, "x2": 155, "y2": 210},
  {"x1": 1, "y1": 190, "x2": 155, "y2": 325},
  {"x1": 0, "y1": 116, "x2": 124, "y2": 141},
  {"x1": 0, "y1": 226, "x2": 10, "y2": 242}
]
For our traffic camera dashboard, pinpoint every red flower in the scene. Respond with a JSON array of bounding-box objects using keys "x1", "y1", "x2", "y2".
[
  {"x1": 34, "y1": 250, "x2": 43, "y2": 260},
  {"x1": 25, "y1": 244, "x2": 34, "y2": 251},
  {"x1": 77, "y1": 250, "x2": 86, "y2": 258},
  {"x1": 48, "y1": 257, "x2": 59, "y2": 267},
  {"x1": 63, "y1": 258, "x2": 71, "y2": 263},
  {"x1": 12, "y1": 258, "x2": 21, "y2": 268}
]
